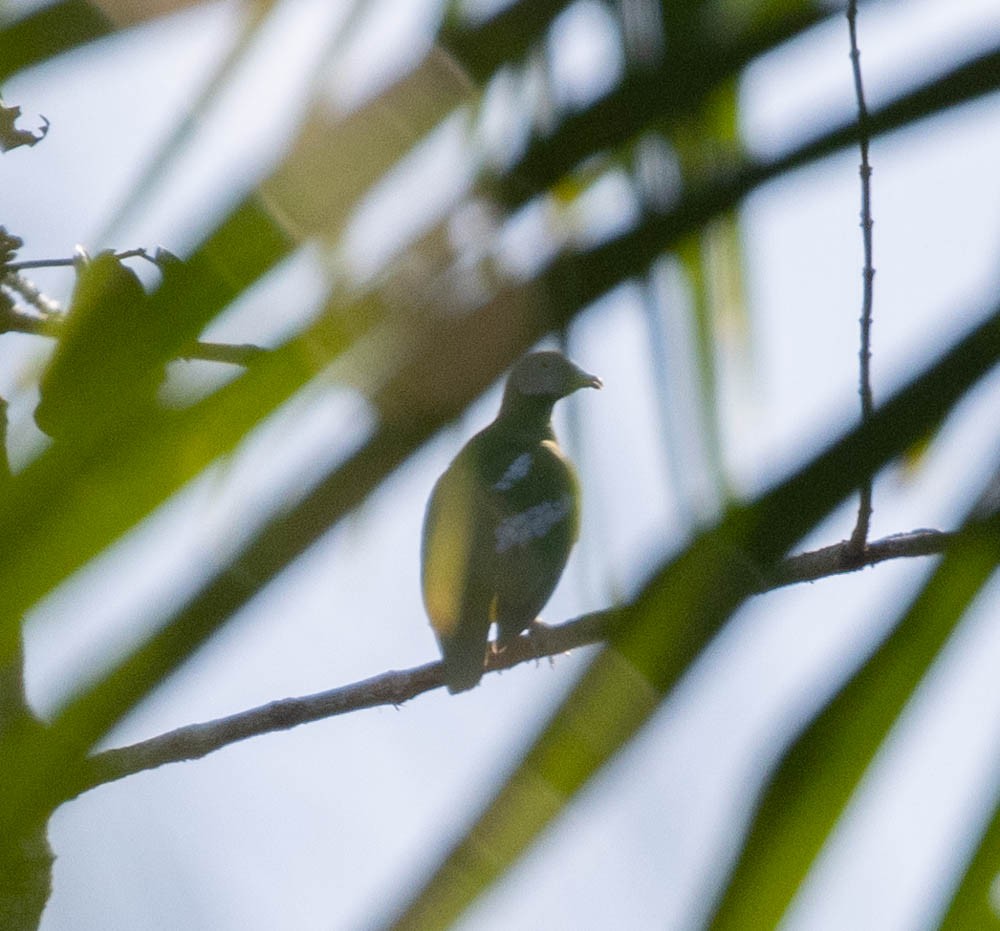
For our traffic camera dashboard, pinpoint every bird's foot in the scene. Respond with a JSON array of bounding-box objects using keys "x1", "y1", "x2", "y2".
[
  {"x1": 525, "y1": 619, "x2": 559, "y2": 669},
  {"x1": 490, "y1": 620, "x2": 561, "y2": 671}
]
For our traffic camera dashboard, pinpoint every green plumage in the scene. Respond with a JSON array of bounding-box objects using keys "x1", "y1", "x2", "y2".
[{"x1": 421, "y1": 351, "x2": 601, "y2": 693}]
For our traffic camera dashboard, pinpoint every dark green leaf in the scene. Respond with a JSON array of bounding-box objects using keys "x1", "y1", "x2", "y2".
[
  {"x1": 0, "y1": 197, "x2": 292, "y2": 637},
  {"x1": 939, "y1": 777, "x2": 1000, "y2": 928},
  {"x1": 35, "y1": 252, "x2": 160, "y2": 440},
  {"x1": 498, "y1": 32, "x2": 1000, "y2": 212},
  {"x1": 0, "y1": 1, "x2": 112, "y2": 83},
  {"x1": 441, "y1": 0, "x2": 572, "y2": 83}
]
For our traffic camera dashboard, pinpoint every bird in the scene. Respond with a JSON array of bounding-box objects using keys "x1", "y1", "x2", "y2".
[{"x1": 421, "y1": 350, "x2": 602, "y2": 693}]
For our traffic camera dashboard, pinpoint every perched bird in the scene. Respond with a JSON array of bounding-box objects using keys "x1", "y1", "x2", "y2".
[{"x1": 421, "y1": 351, "x2": 602, "y2": 693}]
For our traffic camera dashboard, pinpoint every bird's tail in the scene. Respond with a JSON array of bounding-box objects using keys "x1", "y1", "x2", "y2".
[{"x1": 439, "y1": 627, "x2": 490, "y2": 694}]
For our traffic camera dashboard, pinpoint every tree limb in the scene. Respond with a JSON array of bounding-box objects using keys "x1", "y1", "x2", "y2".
[
  {"x1": 0, "y1": 397, "x2": 53, "y2": 931},
  {"x1": 770, "y1": 528, "x2": 955, "y2": 588},
  {"x1": 71, "y1": 526, "x2": 956, "y2": 799}
]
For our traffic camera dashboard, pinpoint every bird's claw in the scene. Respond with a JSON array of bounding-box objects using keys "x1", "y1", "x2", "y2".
[{"x1": 525, "y1": 619, "x2": 559, "y2": 667}]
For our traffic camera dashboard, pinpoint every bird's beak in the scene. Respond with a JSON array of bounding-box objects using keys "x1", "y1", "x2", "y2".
[{"x1": 579, "y1": 370, "x2": 603, "y2": 391}]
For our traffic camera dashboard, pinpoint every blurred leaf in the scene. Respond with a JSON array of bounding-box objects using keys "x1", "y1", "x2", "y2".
[
  {"x1": 900, "y1": 429, "x2": 935, "y2": 477},
  {"x1": 88, "y1": 0, "x2": 218, "y2": 28},
  {"x1": 441, "y1": 0, "x2": 573, "y2": 83},
  {"x1": 539, "y1": 42, "x2": 1000, "y2": 332},
  {"x1": 939, "y1": 785, "x2": 1000, "y2": 929},
  {"x1": 494, "y1": 0, "x2": 823, "y2": 208},
  {"x1": 4, "y1": 7, "x2": 1000, "y2": 926},
  {"x1": 0, "y1": 197, "x2": 291, "y2": 637},
  {"x1": 261, "y1": 47, "x2": 475, "y2": 244},
  {"x1": 2, "y1": 29, "x2": 993, "y2": 704},
  {"x1": 496, "y1": 13, "x2": 1000, "y2": 216},
  {"x1": 381, "y1": 296, "x2": 1000, "y2": 930},
  {"x1": 639, "y1": 268, "x2": 700, "y2": 525},
  {"x1": 0, "y1": 1, "x2": 111, "y2": 82},
  {"x1": 676, "y1": 232, "x2": 728, "y2": 498},
  {"x1": 705, "y1": 517, "x2": 1000, "y2": 929},
  {"x1": 35, "y1": 252, "x2": 162, "y2": 440},
  {"x1": 668, "y1": 76, "x2": 748, "y2": 504},
  {"x1": 147, "y1": 194, "x2": 293, "y2": 329}
]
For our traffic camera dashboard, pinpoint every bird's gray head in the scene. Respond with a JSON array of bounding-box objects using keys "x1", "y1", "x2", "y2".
[{"x1": 506, "y1": 351, "x2": 602, "y2": 400}]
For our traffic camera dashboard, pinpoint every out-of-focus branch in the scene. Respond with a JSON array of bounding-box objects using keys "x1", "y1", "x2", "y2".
[
  {"x1": 0, "y1": 299, "x2": 267, "y2": 367},
  {"x1": 0, "y1": 395, "x2": 26, "y2": 728},
  {"x1": 2, "y1": 248, "x2": 267, "y2": 367},
  {"x1": 0, "y1": 395, "x2": 54, "y2": 931},
  {"x1": 72, "y1": 527, "x2": 956, "y2": 798}
]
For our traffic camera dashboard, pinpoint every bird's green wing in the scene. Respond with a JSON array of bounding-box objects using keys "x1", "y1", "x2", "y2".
[
  {"x1": 421, "y1": 450, "x2": 497, "y2": 691},
  {"x1": 492, "y1": 440, "x2": 580, "y2": 643}
]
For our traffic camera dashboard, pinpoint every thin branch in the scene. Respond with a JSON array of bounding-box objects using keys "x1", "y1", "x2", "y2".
[
  {"x1": 71, "y1": 527, "x2": 956, "y2": 798},
  {"x1": 847, "y1": 0, "x2": 876, "y2": 552},
  {"x1": 4, "y1": 248, "x2": 152, "y2": 272},
  {"x1": 770, "y1": 528, "x2": 955, "y2": 588}
]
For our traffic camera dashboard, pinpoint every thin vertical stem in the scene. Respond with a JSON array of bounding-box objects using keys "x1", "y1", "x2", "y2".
[{"x1": 847, "y1": 0, "x2": 875, "y2": 552}]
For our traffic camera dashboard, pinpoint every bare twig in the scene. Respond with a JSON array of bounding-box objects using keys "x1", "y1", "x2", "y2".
[
  {"x1": 71, "y1": 527, "x2": 956, "y2": 798},
  {"x1": 847, "y1": 0, "x2": 876, "y2": 552},
  {"x1": 4, "y1": 248, "x2": 152, "y2": 272},
  {"x1": 770, "y1": 528, "x2": 954, "y2": 588}
]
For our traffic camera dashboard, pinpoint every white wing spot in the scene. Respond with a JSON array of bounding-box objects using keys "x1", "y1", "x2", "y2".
[
  {"x1": 494, "y1": 453, "x2": 533, "y2": 491},
  {"x1": 495, "y1": 496, "x2": 571, "y2": 552}
]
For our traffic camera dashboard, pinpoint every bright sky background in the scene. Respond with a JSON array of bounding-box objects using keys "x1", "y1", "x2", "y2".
[{"x1": 5, "y1": 0, "x2": 1000, "y2": 929}]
